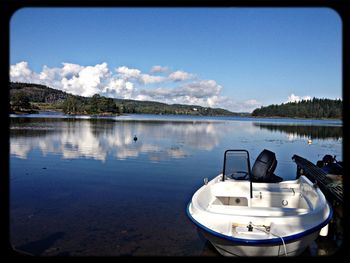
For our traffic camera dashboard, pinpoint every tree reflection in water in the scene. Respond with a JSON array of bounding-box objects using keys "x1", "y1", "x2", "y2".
[{"x1": 253, "y1": 123, "x2": 342, "y2": 140}]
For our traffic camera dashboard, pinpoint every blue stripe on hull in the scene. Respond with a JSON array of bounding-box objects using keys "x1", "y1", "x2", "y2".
[{"x1": 186, "y1": 202, "x2": 333, "y2": 245}]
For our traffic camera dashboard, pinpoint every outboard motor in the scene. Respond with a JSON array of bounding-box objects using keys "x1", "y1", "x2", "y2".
[
  {"x1": 316, "y1": 154, "x2": 343, "y2": 175},
  {"x1": 251, "y1": 149, "x2": 283, "y2": 183}
]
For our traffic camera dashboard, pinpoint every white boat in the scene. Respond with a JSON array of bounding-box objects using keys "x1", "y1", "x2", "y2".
[{"x1": 187, "y1": 149, "x2": 333, "y2": 256}]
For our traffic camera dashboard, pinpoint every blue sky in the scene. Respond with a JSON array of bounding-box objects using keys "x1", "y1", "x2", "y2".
[{"x1": 10, "y1": 7, "x2": 341, "y2": 112}]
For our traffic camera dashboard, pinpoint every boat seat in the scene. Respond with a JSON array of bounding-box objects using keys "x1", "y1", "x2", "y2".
[
  {"x1": 208, "y1": 204, "x2": 309, "y2": 217},
  {"x1": 253, "y1": 187, "x2": 298, "y2": 194}
]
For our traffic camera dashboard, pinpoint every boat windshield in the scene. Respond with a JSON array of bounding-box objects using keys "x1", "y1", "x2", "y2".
[{"x1": 223, "y1": 150, "x2": 251, "y2": 181}]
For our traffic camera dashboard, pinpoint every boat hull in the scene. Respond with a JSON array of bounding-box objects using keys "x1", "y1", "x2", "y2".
[{"x1": 198, "y1": 227, "x2": 319, "y2": 256}]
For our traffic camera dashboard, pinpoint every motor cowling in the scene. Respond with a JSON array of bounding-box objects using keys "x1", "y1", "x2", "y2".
[{"x1": 251, "y1": 149, "x2": 282, "y2": 183}]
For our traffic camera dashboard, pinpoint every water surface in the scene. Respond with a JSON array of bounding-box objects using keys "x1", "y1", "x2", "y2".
[{"x1": 10, "y1": 114, "x2": 342, "y2": 256}]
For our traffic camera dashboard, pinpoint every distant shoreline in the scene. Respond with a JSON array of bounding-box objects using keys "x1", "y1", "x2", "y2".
[
  {"x1": 248, "y1": 115, "x2": 342, "y2": 121},
  {"x1": 10, "y1": 82, "x2": 342, "y2": 120},
  {"x1": 9, "y1": 110, "x2": 342, "y2": 122}
]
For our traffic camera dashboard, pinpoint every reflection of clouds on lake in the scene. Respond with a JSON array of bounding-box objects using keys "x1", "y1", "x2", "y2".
[
  {"x1": 115, "y1": 144, "x2": 162, "y2": 160},
  {"x1": 167, "y1": 147, "x2": 188, "y2": 159},
  {"x1": 60, "y1": 124, "x2": 107, "y2": 161},
  {"x1": 11, "y1": 140, "x2": 33, "y2": 159},
  {"x1": 158, "y1": 123, "x2": 220, "y2": 151},
  {"x1": 10, "y1": 119, "x2": 234, "y2": 161}
]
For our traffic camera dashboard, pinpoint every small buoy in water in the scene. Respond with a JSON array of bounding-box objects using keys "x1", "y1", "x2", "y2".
[
  {"x1": 307, "y1": 139, "x2": 312, "y2": 144},
  {"x1": 133, "y1": 135, "x2": 137, "y2": 142}
]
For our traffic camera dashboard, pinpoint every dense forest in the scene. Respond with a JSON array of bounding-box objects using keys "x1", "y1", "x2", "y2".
[
  {"x1": 10, "y1": 82, "x2": 69, "y2": 103},
  {"x1": 251, "y1": 98, "x2": 342, "y2": 119},
  {"x1": 9, "y1": 82, "x2": 240, "y2": 116}
]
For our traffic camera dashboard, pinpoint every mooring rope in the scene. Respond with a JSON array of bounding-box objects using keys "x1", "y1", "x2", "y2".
[{"x1": 250, "y1": 222, "x2": 288, "y2": 256}]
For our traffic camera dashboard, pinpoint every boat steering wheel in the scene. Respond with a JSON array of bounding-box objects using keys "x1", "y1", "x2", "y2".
[{"x1": 227, "y1": 171, "x2": 249, "y2": 180}]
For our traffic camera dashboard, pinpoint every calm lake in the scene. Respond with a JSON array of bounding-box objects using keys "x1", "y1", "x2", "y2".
[{"x1": 10, "y1": 113, "x2": 342, "y2": 256}]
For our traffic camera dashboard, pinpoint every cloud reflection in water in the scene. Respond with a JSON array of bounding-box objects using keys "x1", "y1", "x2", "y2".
[{"x1": 10, "y1": 119, "x2": 229, "y2": 162}]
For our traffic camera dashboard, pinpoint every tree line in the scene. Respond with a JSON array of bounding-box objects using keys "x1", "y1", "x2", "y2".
[
  {"x1": 10, "y1": 82, "x2": 342, "y2": 119},
  {"x1": 9, "y1": 82, "x2": 238, "y2": 116},
  {"x1": 62, "y1": 94, "x2": 119, "y2": 115},
  {"x1": 251, "y1": 98, "x2": 342, "y2": 119}
]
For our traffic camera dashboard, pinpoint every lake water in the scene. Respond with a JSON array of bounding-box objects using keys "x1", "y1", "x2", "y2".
[{"x1": 9, "y1": 113, "x2": 343, "y2": 256}]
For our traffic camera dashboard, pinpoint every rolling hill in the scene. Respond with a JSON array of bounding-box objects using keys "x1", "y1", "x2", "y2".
[{"x1": 9, "y1": 82, "x2": 244, "y2": 116}]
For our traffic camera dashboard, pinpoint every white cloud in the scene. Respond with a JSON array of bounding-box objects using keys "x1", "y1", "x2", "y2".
[
  {"x1": 10, "y1": 61, "x2": 39, "y2": 83},
  {"x1": 10, "y1": 61, "x2": 262, "y2": 113},
  {"x1": 137, "y1": 80, "x2": 222, "y2": 108},
  {"x1": 139, "y1": 74, "x2": 165, "y2": 85},
  {"x1": 61, "y1": 62, "x2": 110, "y2": 97},
  {"x1": 103, "y1": 78, "x2": 134, "y2": 99},
  {"x1": 10, "y1": 61, "x2": 31, "y2": 78},
  {"x1": 39, "y1": 65, "x2": 59, "y2": 81},
  {"x1": 168, "y1": 70, "x2": 193, "y2": 81},
  {"x1": 213, "y1": 97, "x2": 262, "y2": 113},
  {"x1": 117, "y1": 67, "x2": 193, "y2": 84},
  {"x1": 286, "y1": 93, "x2": 312, "y2": 103},
  {"x1": 38, "y1": 65, "x2": 63, "y2": 88},
  {"x1": 150, "y1": 65, "x2": 168, "y2": 73},
  {"x1": 239, "y1": 99, "x2": 262, "y2": 112},
  {"x1": 61, "y1": 63, "x2": 84, "y2": 79},
  {"x1": 116, "y1": 66, "x2": 165, "y2": 84},
  {"x1": 116, "y1": 66, "x2": 141, "y2": 79}
]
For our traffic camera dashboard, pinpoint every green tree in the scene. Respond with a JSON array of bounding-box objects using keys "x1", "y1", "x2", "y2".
[
  {"x1": 63, "y1": 96, "x2": 80, "y2": 114},
  {"x1": 89, "y1": 94, "x2": 101, "y2": 113},
  {"x1": 86, "y1": 94, "x2": 118, "y2": 114},
  {"x1": 11, "y1": 92, "x2": 31, "y2": 110}
]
